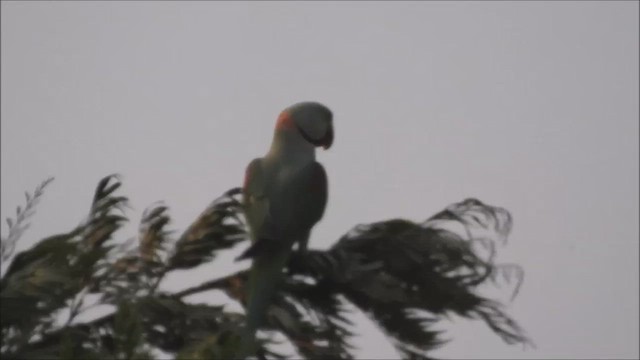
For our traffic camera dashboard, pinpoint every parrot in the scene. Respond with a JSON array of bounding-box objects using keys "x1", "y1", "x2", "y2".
[{"x1": 236, "y1": 101, "x2": 334, "y2": 355}]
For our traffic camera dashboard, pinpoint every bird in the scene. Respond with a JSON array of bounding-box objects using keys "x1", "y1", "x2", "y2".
[{"x1": 236, "y1": 101, "x2": 334, "y2": 356}]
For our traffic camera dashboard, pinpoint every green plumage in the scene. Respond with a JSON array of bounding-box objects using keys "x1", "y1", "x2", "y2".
[
  {"x1": 237, "y1": 102, "x2": 332, "y2": 357},
  {"x1": 238, "y1": 157, "x2": 328, "y2": 356},
  {"x1": 239, "y1": 246, "x2": 291, "y2": 355}
]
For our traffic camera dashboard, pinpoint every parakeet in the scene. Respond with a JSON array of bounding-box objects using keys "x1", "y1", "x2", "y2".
[{"x1": 237, "y1": 101, "x2": 334, "y2": 355}]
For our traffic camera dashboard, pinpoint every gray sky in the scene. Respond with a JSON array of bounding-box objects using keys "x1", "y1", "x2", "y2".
[{"x1": 1, "y1": 2, "x2": 638, "y2": 359}]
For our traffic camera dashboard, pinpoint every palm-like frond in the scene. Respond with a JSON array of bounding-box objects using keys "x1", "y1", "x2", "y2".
[
  {"x1": 1, "y1": 177, "x2": 54, "y2": 262},
  {"x1": 298, "y1": 199, "x2": 531, "y2": 357},
  {"x1": 1, "y1": 175, "x2": 128, "y2": 356},
  {"x1": 139, "y1": 205, "x2": 172, "y2": 265},
  {"x1": 1, "y1": 177, "x2": 531, "y2": 360},
  {"x1": 167, "y1": 188, "x2": 246, "y2": 270}
]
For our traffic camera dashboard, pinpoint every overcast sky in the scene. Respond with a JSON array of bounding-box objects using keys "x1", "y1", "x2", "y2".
[{"x1": 1, "y1": 2, "x2": 638, "y2": 359}]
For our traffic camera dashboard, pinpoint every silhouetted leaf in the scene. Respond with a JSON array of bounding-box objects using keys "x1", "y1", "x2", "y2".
[
  {"x1": 1, "y1": 178, "x2": 531, "y2": 360},
  {"x1": 167, "y1": 188, "x2": 246, "y2": 270},
  {"x1": 1, "y1": 177, "x2": 54, "y2": 262}
]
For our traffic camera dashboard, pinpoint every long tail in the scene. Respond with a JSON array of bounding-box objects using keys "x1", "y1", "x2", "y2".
[{"x1": 239, "y1": 246, "x2": 291, "y2": 357}]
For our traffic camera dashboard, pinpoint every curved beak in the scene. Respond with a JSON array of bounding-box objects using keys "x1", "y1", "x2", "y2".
[
  {"x1": 322, "y1": 123, "x2": 333, "y2": 150},
  {"x1": 296, "y1": 121, "x2": 334, "y2": 150}
]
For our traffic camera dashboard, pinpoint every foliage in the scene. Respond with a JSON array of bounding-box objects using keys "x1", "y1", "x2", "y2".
[{"x1": 1, "y1": 175, "x2": 531, "y2": 359}]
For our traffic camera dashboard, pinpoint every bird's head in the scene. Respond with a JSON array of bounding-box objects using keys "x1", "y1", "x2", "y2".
[{"x1": 276, "y1": 102, "x2": 334, "y2": 150}]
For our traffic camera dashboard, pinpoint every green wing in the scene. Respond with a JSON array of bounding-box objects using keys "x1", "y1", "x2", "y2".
[
  {"x1": 242, "y1": 158, "x2": 271, "y2": 243},
  {"x1": 237, "y1": 159, "x2": 329, "y2": 356}
]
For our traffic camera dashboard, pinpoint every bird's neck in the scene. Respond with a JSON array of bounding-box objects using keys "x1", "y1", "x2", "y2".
[{"x1": 267, "y1": 129, "x2": 316, "y2": 163}]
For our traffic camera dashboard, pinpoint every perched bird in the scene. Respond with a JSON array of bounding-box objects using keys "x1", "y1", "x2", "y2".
[{"x1": 237, "y1": 101, "x2": 333, "y2": 354}]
